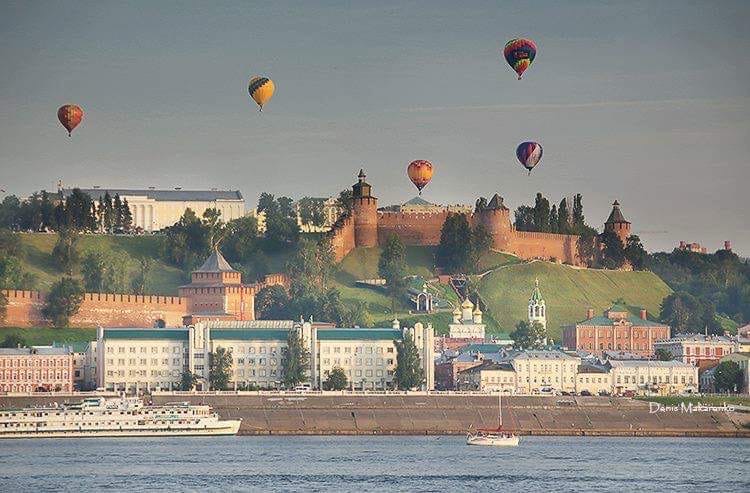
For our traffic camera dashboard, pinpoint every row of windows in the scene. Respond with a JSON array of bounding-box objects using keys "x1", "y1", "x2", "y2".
[
  {"x1": 0, "y1": 370, "x2": 68, "y2": 379},
  {"x1": 235, "y1": 358, "x2": 276, "y2": 366},
  {"x1": 321, "y1": 346, "x2": 393, "y2": 354},
  {"x1": 107, "y1": 346, "x2": 182, "y2": 354},
  {"x1": 106, "y1": 358, "x2": 182, "y2": 367},
  {"x1": 321, "y1": 358, "x2": 393, "y2": 367},
  {"x1": 0, "y1": 358, "x2": 69, "y2": 368},
  {"x1": 616, "y1": 374, "x2": 694, "y2": 384}
]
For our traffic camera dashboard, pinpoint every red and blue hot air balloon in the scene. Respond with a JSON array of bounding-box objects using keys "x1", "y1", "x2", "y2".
[
  {"x1": 516, "y1": 141, "x2": 543, "y2": 175},
  {"x1": 503, "y1": 38, "x2": 537, "y2": 80}
]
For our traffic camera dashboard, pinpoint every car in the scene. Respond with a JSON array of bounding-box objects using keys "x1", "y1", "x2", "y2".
[
  {"x1": 622, "y1": 390, "x2": 635, "y2": 398},
  {"x1": 580, "y1": 390, "x2": 592, "y2": 396},
  {"x1": 598, "y1": 389, "x2": 611, "y2": 396}
]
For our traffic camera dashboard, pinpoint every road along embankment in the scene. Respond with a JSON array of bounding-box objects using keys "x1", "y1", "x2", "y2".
[{"x1": 2, "y1": 394, "x2": 747, "y2": 437}]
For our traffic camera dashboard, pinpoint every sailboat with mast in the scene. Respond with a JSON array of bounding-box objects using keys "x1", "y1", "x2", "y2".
[{"x1": 466, "y1": 394, "x2": 519, "y2": 446}]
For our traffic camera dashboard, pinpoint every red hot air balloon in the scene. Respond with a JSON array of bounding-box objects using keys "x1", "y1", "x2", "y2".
[
  {"x1": 503, "y1": 38, "x2": 537, "y2": 80},
  {"x1": 407, "y1": 160, "x2": 433, "y2": 195},
  {"x1": 57, "y1": 105, "x2": 84, "y2": 137},
  {"x1": 516, "y1": 142, "x2": 543, "y2": 175}
]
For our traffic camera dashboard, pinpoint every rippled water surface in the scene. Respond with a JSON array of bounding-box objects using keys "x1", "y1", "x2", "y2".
[{"x1": 1, "y1": 436, "x2": 748, "y2": 492}]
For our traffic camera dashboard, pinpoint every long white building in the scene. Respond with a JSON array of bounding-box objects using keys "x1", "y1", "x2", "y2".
[
  {"x1": 95, "y1": 320, "x2": 434, "y2": 392},
  {"x1": 62, "y1": 187, "x2": 245, "y2": 232}
]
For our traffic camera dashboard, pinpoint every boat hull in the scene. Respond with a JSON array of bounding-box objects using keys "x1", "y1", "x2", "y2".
[
  {"x1": 466, "y1": 434, "x2": 519, "y2": 447},
  {"x1": 0, "y1": 420, "x2": 242, "y2": 439}
]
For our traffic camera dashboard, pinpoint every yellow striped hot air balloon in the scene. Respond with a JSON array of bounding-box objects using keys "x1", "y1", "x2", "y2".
[{"x1": 248, "y1": 76, "x2": 275, "y2": 111}]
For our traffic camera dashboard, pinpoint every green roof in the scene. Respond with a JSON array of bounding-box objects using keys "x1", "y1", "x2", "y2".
[
  {"x1": 403, "y1": 196, "x2": 434, "y2": 206},
  {"x1": 103, "y1": 329, "x2": 189, "y2": 340},
  {"x1": 608, "y1": 304, "x2": 630, "y2": 312},
  {"x1": 211, "y1": 329, "x2": 289, "y2": 341},
  {"x1": 575, "y1": 315, "x2": 667, "y2": 328},
  {"x1": 459, "y1": 343, "x2": 505, "y2": 354},
  {"x1": 316, "y1": 329, "x2": 402, "y2": 341},
  {"x1": 530, "y1": 279, "x2": 543, "y2": 303},
  {"x1": 53, "y1": 341, "x2": 89, "y2": 353}
]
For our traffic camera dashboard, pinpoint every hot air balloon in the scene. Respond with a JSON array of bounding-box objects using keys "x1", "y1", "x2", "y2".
[
  {"x1": 516, "y1": 142, "x2": 543, "y2": 175},
  {"x1": 407, "y1": 160, "x2": 433, "y2": 195},
  {"x1": 248, "y1": 76, "x2": 275, "y2": 111},
  {"x1": 503, "y1": 38, "x2": 537, "y2": 80},
  {"x1": 57, "y1": 104, "x2": 84, "y2": 137}
]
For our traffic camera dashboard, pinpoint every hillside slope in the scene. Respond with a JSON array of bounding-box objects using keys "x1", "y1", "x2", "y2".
[
  {"x1": 15, "y1": 233, "x2": 186, "y2": 294},
  {"x1": 478, "y1": 261, "x2": 673, "y2": 339}
]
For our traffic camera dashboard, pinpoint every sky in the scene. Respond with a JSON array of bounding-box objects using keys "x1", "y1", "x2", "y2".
[{"x1": 0, "y1": 0, "x2": 748, "y2": 254}]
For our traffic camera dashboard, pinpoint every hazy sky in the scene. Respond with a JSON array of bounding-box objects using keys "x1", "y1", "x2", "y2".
[{"x1": 1, "y1": 0, "x2": 748, "y2": 254}]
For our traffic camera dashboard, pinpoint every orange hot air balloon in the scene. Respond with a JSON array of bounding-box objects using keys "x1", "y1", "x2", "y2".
[
  {"x1": 248, "y1": 76, "x2": 275, "y2": 111},
  {"x1": 57, "y1": 104, "x2": 84, "y2": 137},
  {"x1": 407, "y1": 160, "x2": 433, "y2": 195}
]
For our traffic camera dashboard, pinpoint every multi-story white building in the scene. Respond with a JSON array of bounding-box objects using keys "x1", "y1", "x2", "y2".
[
  {"x1": 608, "y1": 360, "x2": 698, "y2": 395},
  {"x1": 95, "y1": 320, "x2": 434, "y2": 392},
  {"x1": 653, "y1": 334, "x2": 735, "y2": 368},
  {"x1": 456, "y1": 361, "x2": 516, "y2": 393},
  {"x1": 62, "y1": 187, "x2": 245, "y2": 232},
  {"x1": 309, "y1": 321, "x2": 434, "y2": 391},
  {"x1": 575, "y1": 363, "x2": 613, "y2": 395},
  {"x1": 505, "y1": 350, "x2": 581, "y2": 394}
]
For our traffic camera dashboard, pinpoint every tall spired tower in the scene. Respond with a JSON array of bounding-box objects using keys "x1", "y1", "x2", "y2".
[{"x1": 528, "y1": 279, "x2": 547, "y2": 331}]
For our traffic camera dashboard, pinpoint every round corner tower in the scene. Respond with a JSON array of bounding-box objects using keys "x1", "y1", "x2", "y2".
[
  {"x1": 351, "y1": 169, "x2": 378, "y2": 247},
  {"x1": 604, "y1": 200, "x2": 631, "y2": 245},
  {"x1": 474, "y1": 193, "x2": 513, "y2": 251}
]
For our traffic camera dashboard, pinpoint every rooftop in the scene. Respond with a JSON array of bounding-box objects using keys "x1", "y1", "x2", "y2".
[
  {"x1": 458, "y1": 361, "x2": 514, "y2": 374},
  {"x1": 661, "y1": 333, "x2": 734, "y2": 343},
  {"x1": 316, "y1": 328, "x2": 402, "y2": 341},
  {"x1": 61, "y1": 188, "x2": 243, "y2": 202},
  {"x1": 576, "y1": 315, "x2": 667, "y2": 328},
  {"x1": 195, "y1": 249, "x2": 236, "y2": 273},
  {"x1": 102, "y1": 328, "x2": 189, "y2": 340},
  {"x1": 605, "y1": 200, "x2": 629, "y2": 224},
  {"x1": 505, "y1": 350, "x2": 579, "y2": 360},
  {"x1": 198, "y1": 320, "x2": 295, "y2": 329},
  {"x1": 0, "y1": 346, "x2": 71, "y2": 355},
  {"x1": 578, "y1": 363, "x2": 610, "y2": 374},
  {"x1": 608, "y1": 360, "x2": 694, "y2": 368}
]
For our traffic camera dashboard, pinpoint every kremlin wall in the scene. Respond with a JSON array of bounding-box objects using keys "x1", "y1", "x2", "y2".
[
  {"x1": 328, "y1": 170, "x2": 630, "y2": 264},
  {"x1": 0, "y1": 256, "x2": 289, "y2": 328}
]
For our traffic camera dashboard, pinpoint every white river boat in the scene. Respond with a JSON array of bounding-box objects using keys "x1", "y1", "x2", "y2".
[{"x1": 0, "y1": 396, "x2": 241, "y2": 439}]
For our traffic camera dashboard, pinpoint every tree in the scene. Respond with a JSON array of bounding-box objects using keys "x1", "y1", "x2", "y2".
[
  {"x1": 625, "y1": 235, "x2": 648, "y2": 270},
  {"x1": 131, "y1": 257, "x2": 152, "y2": 295},
  {"x1": 101, "y1": 192, "x2": 114, "y2": 233},
  {"x1": 0, "y1": 195, "x2": 22, "y2": 230},
  {"x1": 659, "y1": 292, "x2": 721, "y2": 335},
  {"x1": 281, "y1": 329, "x2": 310, "y2": 388},
  {"x1": 52, "y1": 229, "x2": 79, "y2": 274},
  {"x1": 1, "y1": 333, "x2": 26, "y2": 348},
  {"x1": 209, "y1": 346, "x2": 232, "y2": 390},
  {"x1": 255, "y1": 285, "x2": 291, "y2": 319},
  {"x1": 335, "y1": 189, "x2": 354, "y2": 217},
  {"x1": 113, "y1": 194, "x2": 124, "y2": 232},
  {"x1": 533, "y1": 193, "x2": 551, "y2": 232},
  {"x1": 470, "y1": 223, "x2": 493, "y2": 271},
  {"x1": 510, "y1": 320, "x2": 547, "y2": 349},
  {"x1": 43, "y1": 277, "x2": 84, "y2": 327},
  {"x1": 202, "y1": 208, "x2": 226, "y2": 249},
  {"x1": 81, "y1": 251, "x2": 107, "y2": 292},
  {"x1": 180, "y1": 370, "x2": 198, "y2": 391},
  {"x1": 323, "y1": 367, "x2": 348, "y2": 390},
  {"x1": 378, "y1": 234, "x2": 407, "y2": 311},
  {"x1": 394, "y1": 332, "x2": 424, "y2": 390},
  {"x1": 0, "y1": 254, "x2": 36, "y2": 290},
  {"x1": 161, "y1": 208, "x2": 210, "y2": 270},
  {"x1": 549, "y1": 204, "x2": 558, "y2": 233},
  {"x1": 557, "y1": 198, "x2": 570, "y2": 234},
  {"x1": 81, "y1": 251, "x2": 129, "y2": 293},
  {"x1": 222, "y1": 215, "x2": 259, "y2": 263},
  {"x1": 655, "y1": 348, "x2": 673, "y2": 361},
  {"x1": 576, "y1": 226, "x2": 598, "y2": 267},
  {"x1": 121, "y1": 198, "x2": 133, "y2": 233},
  {"x1": 599, "y1": 230, "x2": 626, "y2": 269},
  {"x1": 572, "y1": 193, "x2": 585, "y2": 231},
  {"x1": 514, "y1": 205, "x2": 535, "y2": 231},
  {"x1": 64, "y1": 188, "x2": 96, "y2": 231},
  {"x1": 714, "y1": 361, "x2": 742, "y2": 393},
  {"x1": 435, "y1": 213, "x2": 473, "y2": 274},
  {"x1": 298, "y1": 197, "x2": 326, "y2": 227},
  {"x1": 0, "y1": 291, "x2": 6, "y2": 323}
]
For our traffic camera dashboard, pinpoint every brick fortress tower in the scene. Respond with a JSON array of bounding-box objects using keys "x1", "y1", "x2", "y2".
[
  {"x1": 604, "y1": 200, "x2": 631, "y2": 244},
  {"x1": 473, "y1": 193, "x2": 513, "y2": 251},
  {"x1": 352, "y1": 169, "x2": 378, "y2": 247}
]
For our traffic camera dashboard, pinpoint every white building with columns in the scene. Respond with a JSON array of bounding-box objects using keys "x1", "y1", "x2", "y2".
[{"x1": 62, "y1": 187, "x2": 245, "y2": 232}]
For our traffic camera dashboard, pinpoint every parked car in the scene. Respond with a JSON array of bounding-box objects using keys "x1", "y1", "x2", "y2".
[
  {"x1": 598, "y1": 389, "x2": 611, "y2": 396},
  {"x1": 622, "y1": 390, "x2": 635, "y2": 398},
  {"x1": 580, "y1": 390, "x2": 592, "y2": 396}
]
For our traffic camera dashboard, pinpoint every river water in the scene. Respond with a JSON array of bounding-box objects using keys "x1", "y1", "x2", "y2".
[{"x1": 0, "y1": 436, "x2": 747, "y2": 492}]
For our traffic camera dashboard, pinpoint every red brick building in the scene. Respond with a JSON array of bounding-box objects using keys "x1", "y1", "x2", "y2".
[
  {"x1": 0, "y1": 346, "x2": 73, "y2": 393},
  {"x1": 562, "y1": 305, "x2": 670, "y2": 357}
]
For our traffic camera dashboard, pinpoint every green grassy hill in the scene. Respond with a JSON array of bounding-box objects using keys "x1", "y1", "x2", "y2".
[
  {"x1": 478, "y1": 261, "x2": 673, "y2": 339},
  {"x1": 16, "y1": 233, "x2": 186, "y2": 294},
  {"x1": 333, "y1": 247, "x2": 672, "y2": 338}
]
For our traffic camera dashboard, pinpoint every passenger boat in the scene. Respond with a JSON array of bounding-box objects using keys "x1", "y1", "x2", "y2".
[
  {"x1": 0, "y1": 396, "x2": 241, "y2": 439},
  {"x1": 466, "y1": 394, "x2": 519, "y2": 447}
]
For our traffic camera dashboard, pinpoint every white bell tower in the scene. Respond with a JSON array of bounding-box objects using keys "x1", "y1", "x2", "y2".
[{"x1": 528, "y1": 279, "x2": 547, "y2": 331}]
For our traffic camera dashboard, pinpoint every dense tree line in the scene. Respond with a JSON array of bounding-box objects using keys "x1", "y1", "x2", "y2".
[
  {"x1": 0, "y1": 189, "x2": 132, "y2": 233},
  {"x1": 254, "y1": 238, "x2": 372, "y2": 327},
  {"x1": 514, "y1": 193, "x2": 589, "y2": 235},
  {"x1": 297, "y1": 197, "x2": 326, "y2": 227},
  {"x1": 652, "y1": 248, "x2": 750, "y2": 327}
]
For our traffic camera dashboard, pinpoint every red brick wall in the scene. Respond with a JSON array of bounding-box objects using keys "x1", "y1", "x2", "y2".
[
  {"x1": 566, "y1": 323, "x2": 671, "y2": 357},
  {"x1": 377, "y1": 211, "x2": 451, "y2": 246},
  {"x1": 1, "y1": 289, "x2": 188, "y2": 328},
  {"x1": 328, "y1": 215, "x2": 356, "y2": 262},
  {"x1": 353, "y1": 197, "x2": 378, "y2": 247},
  {"x1": 510, "y1": 230, "x2": 580, "y2": 265}
]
